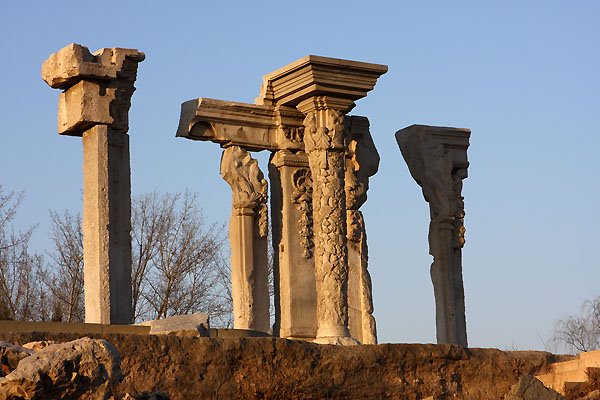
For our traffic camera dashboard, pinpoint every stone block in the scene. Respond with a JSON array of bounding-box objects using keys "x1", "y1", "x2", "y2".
[
  {"x1": 139, "y1": 313, "x2": 210, "y2": 336},
  {"x1": 42, "y1": 43, "x2": 144, "y2": 89},
  {"x1": 57, "y1": 80, "x2": 114, "y2": 136}
]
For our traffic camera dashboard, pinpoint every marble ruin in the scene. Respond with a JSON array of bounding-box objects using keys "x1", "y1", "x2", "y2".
[
  {"x1": 177, "y1": 56, "x2": 387, "y2": 344},
  {"x1": 396, "y1": 125, "x2": 470, "y2": 346},
  {"x1": 41, "y1": 44, "x2": 473, "y2": 347},
  {"x1": 42, "y1": 43, "x2": 144, "y2": 325},
  {"x1": 220, "y1": 146, "x2": 270, "y2": 332}
]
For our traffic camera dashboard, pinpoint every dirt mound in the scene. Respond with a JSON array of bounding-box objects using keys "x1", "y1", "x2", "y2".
[{"x1": 0, "y1": 332, "x2": 571, "y2": 400}]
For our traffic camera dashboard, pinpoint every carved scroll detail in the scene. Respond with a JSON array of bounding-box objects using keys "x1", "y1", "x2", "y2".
[
  {"x1": 291, "y1": 168, "x2": 313, "y2": 259},
  {"x1": 220, "y1": 146, "x2": 268, "y2": 237}
]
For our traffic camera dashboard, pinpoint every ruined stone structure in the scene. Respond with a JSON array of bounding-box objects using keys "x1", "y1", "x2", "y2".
[
  {"x1": 177, "y1": 56, "x2": 387, "y2": 343},
  {"x1": 42, "y1": 43, "x2": 144, "y2": 325},
  {"x1": 220, "y1": 146, "x2": 270, "y2": 332},
  {"x1": 395, "y1": 125, "x2": 470, "y2": 346}
]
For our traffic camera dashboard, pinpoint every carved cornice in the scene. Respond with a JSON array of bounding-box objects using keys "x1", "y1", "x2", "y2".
[{"x1": 255, "y1": 55, "x2": 388, "y2": 109}]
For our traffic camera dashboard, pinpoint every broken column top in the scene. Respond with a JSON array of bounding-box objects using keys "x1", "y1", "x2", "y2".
[
  {"x1": 42, "y1": 43, "x2": 144, "y2": 136},
  {"x1": 42, "y1": 43, "x2": 145, "y2": 90},
  {"x1": 255, "y1": 55, "x2": 388, "y2": 112}
]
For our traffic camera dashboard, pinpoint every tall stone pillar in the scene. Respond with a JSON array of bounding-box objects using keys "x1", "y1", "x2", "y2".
[
  {"x1": 297, "y1": 97, "x2": 356, "y2": 345},
  {"x1": 221, "y1": 146, "x2": 270, "y2": 332},
  {"x1": 42, "y1": 43, "x2": 144, "y2": 324},
  {"x1": 269, "y1": 150, "x2": 317, "y2": 339},
  {"x1": 395, "y1": 124, "x2": 471, "y2": 346},
  {"x1": 345, "y1": 116, "x2": 379, "y2": 345}
]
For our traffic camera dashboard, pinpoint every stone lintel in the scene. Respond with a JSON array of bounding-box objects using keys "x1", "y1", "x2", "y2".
[
  {"x1": 177, "y1": 96, "x2": 371, "y2": 153},
  {"x1": 256, "y1": 55, "x2": 388, "y2": 109},
  {"x1": 177, "y1": 98, "x2": 305, "y2": 152}
]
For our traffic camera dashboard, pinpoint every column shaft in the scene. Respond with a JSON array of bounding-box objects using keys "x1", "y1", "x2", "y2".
[{"x1": 82, "y1": 125, "x2": 132, "y2": 324}]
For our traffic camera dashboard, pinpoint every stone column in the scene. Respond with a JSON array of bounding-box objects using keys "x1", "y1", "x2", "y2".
[
  {"x1": 298, "y1": 97, "x2": 357, "y2": 345},
  {"x1": 345, "y1": 116, "x2": 379, "y2": 345},
  {"x1": 395, "y1": 124, "x2": 471, "y2": 346},
  {"x1": 269, "y1": 150, "x2": 317, "y2": 339},
  {"x1": 221, "y1": 146, "x2": 270, "y2": 332},
  {"x1": 42, "y1": 43, "x2": 144, "y2": 324}
]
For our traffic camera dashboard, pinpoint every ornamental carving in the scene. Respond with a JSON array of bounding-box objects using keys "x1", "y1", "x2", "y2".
[
  {"x1": 275, "y1": 107, "x2": 305, "y2": 143},
  {"x1": 220, "y1": 146, "x2": 268, "y2": 238},
  {"x1": 291, "y1": 168, "x2": 313, "y2": 259}
]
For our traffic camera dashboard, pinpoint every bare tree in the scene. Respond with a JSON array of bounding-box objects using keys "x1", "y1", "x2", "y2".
[
  {"x1": 44, "y1": 210, "x2": 84, "y2": 322},
  {"x1": 44, "y1": 190, "x2": 232, "y2": 325},
  {"x1": 553, "y1": 296, "x2": 600, "y2": 353},
  {"x1": 132, "y1": 190, "x2": 229, "y2": 324},
  {"x1": 0, "y1": 186, "x2": 44, "y2": 321}
]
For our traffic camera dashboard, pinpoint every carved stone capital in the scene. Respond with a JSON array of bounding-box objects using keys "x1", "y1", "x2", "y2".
[
  {"x1": 220, "y1": 146, "x2": 268, "y2": 237},
  {"x1": 395, "y1": 125, "x2": 470, "y2": 248},
  {"x1": 302, "y1": 108, "x2": 346, "y2": 153}
]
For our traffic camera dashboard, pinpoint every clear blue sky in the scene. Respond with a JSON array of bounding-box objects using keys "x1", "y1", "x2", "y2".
[{"x1": 1, "y1": 1, "x2": 598, "y2": 350}]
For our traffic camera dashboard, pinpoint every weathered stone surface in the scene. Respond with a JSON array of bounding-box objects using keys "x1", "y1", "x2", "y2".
[
  {"x1": 538, "y1": 350, "x2": 600, "y2": 395},
  {"x1": 42, "y1": 43, "x2": 144, "y2": 89},
  {"x1": 0, "y1": 342, "x2": 33, "y2": 375},
  {"x1": 43, "y1": 43, "x2": 144, "y2": 136},
  {"x1": 396, "y1": 124, "x2": 471, "y2": 347},
  {"x1": 139, "y1": 313, "x2": 210, "y2": 336},
  {"x1": 177, "y1": 55, "x2": 386, "y2": 344},
  {"x1": 43, "y1": 43, "x2": 143, "y2": 326},
  {"x1": 221, "y1": 146, "x2": 270, "y2": 333},
  {"x1": 269, "y1": 150, "x2": 318, "y2": 340},
  {"x1": 345, "y1": 116, "x2": 379, "y2": 345},
  {"x1": 0, "y1": 337, "x2": 121, "y2": 400},
  {"x1": 505, "y1": 375, "x2": 565, "y2": 400},
  {"x1": 83, "y1": 125, "x2": 132, "y2": 325},
  {"x1": 0, "y1": 332, "x2": 571, "y2": 400}
]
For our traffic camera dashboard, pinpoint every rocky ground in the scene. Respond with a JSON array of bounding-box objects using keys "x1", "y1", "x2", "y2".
[{"x1": 0, "y1": 332, "x2": 585, "y2": 399}]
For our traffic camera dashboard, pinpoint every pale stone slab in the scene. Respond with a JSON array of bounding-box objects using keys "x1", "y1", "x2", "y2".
[
  {"x1": 82, "y1": 125, "x2": 132, "y2": 325},
  {"x1": 396, "y1": 124, "x2": 470, "y2": 346},
  {"x1": 536, "y1": 349, "x2": 600, "y2": 394},
  {"x1": 139, "y1": 313, "x2": 210, "y2": 335}
]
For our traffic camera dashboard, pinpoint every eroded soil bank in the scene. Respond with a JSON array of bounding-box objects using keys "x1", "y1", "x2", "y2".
[{"x1": 0, "y1": 332, "x2": 569, "y2": 399}]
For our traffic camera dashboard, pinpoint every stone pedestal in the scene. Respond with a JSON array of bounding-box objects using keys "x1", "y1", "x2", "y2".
[
  {"x1": 396, "y1": 124, "x2": 470, "y2": 347},
  {"x1": 269, "y1": 150, "x2": 317, "y2": 340},
  {"x1": 43, "y1": 43, "x2": 144, "y2": 324},
  {"x1": 221, "y1": 146, "x2": 270, "y2": 333}
]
